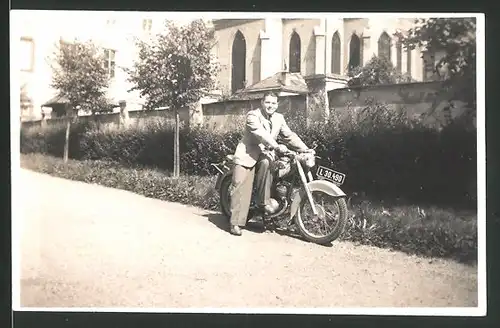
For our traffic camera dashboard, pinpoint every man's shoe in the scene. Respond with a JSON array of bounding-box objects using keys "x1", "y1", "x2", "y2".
[
  {"x1": 230, "y1": 225, "x2": 242, "y2": 236},
  {"x1": 248, "y1": 215, "x2": 264, "y2": 225}
]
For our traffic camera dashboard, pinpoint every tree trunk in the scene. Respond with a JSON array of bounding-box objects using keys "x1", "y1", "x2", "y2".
[
  {"x1": 173, "y1": 108, "x2": 180, "y2": 177},
  {"x1": 63, "y1": 117, "x2": 71, "y2": 163}
]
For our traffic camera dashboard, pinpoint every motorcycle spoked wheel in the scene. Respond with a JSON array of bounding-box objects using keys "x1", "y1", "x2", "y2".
[
  {"x1": 219, "y1": 174, "x2": 233, "y2": 220},
  {"x1": 219, "y1": 174, "x2": 279, "y2": 226},
  {"x1": 294, "y1": 190, "x2": 348, "y2": 245}
]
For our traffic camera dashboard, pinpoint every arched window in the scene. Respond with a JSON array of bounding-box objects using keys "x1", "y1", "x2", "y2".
[
  {"x1": 396, "y1": 40, "x2": 402, "y2": 72},
  {"x1": 331, "y1": 32, "x2": 341, "y2": 74},
  {"x1": 289, "y1": 31, "x2": 301, "y2": 73},
  {"x1": 378, "y1": 32, "x2": 391, "y2": 61},
  {"x1": 348, "y1": 33, "x2": 361, "y2": 71},
  {"x1": 231, "y1": 30, "x2": 246, "y2": 93}
]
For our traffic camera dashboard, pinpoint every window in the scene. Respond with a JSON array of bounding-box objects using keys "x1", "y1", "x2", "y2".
[
  {"x1": 20, "y1": 37, "x2": 34, "y2": 72},
  {"x1": 143, "y1": 19, "x2": 152, "y2": 32},
  {"x1": 396, "y1": 40, "x2": 402, "y2": 73},
  {"x1": 348, "y1": 33, "x2": 361, "y2": 72},
  {"x1": 289, "y1": 31, "x2": 301, "y2": 73},
  {"x1": 331, "y1": 32, "x2": 341, "y2": 74},
  {"x1": 378, "y1": 32, "x2": 391, "y2": 61},
  {"x1": 231, "y1": 30, "x2": 246, "y2": 93},
  {"x1": 104, "y1": 49, "x2": 116, "y2": 79}
]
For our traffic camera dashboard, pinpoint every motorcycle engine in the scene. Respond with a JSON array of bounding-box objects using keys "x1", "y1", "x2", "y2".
[{"x1": 274, "y1": 182, "x2": 290, "y2": 200}]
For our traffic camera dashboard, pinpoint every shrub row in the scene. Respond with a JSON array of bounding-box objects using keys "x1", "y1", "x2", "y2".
[
  {"x1": 20, "y1": 103, "x2": 477, "y2": 208},
  {"x1": 20, "y1": 153, "x2": 477, "y2": 265}
]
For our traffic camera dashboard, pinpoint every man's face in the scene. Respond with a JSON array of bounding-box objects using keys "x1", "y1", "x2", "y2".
[{"x1": 261, "y1": 95, "x2": 278, "y2": 116}]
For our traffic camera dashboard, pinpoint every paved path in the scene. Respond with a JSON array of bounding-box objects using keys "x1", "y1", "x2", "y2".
[{"x1": 17, "y1": 169, "x2": 478, "y2": 309}]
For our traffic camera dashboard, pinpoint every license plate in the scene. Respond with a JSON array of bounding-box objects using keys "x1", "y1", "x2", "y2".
[{"x1": 316, "y1": 166, "x2": 346, "y2": 185}]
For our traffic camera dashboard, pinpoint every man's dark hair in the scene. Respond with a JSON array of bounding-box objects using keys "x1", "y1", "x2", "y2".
[{"x1": 262, "y1": 91, "x2": 279, "y2": 100}]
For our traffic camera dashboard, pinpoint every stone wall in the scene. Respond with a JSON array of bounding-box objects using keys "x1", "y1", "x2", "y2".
[
  {"x1": 201, "y1": 95, "x2": 307, "y2": 132},
  {"x1": 199, "y1": 81, "x2": 473, "y2": 132},
  {"x1": 328, "y1": 81, "x2": 472, "y2": 128},
  {"x1": 23, "y1": 81, "x2": 472, "y2": 133},
  {"x1": 21, "y1": 107, "x2": 191, "y2": 130}
]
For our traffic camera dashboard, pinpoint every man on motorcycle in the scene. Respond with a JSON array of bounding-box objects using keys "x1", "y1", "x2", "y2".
[{"x1": 229, "y1": 91, "x2": 315, "y2": 236}]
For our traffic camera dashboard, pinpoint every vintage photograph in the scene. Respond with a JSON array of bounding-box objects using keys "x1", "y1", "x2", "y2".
[{"x1": 11, "y1": 10, "x2": 485, "y2": 315}]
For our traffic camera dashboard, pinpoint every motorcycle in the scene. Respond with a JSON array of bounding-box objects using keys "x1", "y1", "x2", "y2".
[{"x1": 211, "y1": 146, "x2": 349, "y2": 245}]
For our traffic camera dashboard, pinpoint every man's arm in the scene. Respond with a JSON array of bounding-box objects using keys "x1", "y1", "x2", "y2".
[
  {"x1": 247, "y1": 111, "x2": 279, "y2": 149},
  {"x1": 278, "y1": 117, "x2": 309, "y2": 151}
]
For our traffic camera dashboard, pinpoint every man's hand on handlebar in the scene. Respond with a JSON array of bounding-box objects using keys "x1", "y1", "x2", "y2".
[
  {"x1": 276, "y1": 144, "x2": 289, "y2": 154},
  {"x1": 300, "y1": 148, "x2": 316, "y2": 155}
]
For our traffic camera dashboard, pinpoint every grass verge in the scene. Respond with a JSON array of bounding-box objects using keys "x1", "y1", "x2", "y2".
[{"x1": 20, "y1": 153, "x2": 478, "y2": 265}]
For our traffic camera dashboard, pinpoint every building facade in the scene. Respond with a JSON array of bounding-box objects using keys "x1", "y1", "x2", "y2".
[
  {"x1": 14, "y1": 10, "x2": 168, "y2": 121},
  {"x1": 212, "y1": 17, "x2": 440, "y2": 95}
]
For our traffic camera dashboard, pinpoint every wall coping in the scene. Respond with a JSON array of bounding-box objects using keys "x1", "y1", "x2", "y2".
[
  {"x1": 330, "y1": 80, "x2": 445, "y2": 93},
  {"x1": 304, "y1": 73, "x2": 350, "y2": 82}
]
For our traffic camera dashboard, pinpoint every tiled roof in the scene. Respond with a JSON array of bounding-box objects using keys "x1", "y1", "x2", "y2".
[
  {"x1": 228, "y1": 71, "x2": 309, "y2": 101},
  {"x1": 42, "y1": 95, "x2": 70, "y2": 107}
]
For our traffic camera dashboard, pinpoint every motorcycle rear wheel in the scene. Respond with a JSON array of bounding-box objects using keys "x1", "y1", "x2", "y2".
[
  {"x1": 219, "y1": 174, "x2": 233, "y2": 220},
  {"x1": 294, "y1": 190, "x2": 348, "y2": 245}
]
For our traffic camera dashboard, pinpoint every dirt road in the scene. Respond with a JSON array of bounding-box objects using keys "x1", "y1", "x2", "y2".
[{"x1": 17, "y1": 169, "x2": 478, "y2": 309}]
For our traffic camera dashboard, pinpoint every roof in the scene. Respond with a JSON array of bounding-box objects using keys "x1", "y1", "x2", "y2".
[
  {"x1": 228, "y1": 71, "x2": 309, "y2": 101},
  {"x1": 42, "y1": 95, "x2": 70, "y2": 107}
]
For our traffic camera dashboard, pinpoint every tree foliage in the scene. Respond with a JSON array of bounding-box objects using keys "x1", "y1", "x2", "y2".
[
  {"x1": 125, "y1": 19, "x2": 219, "y2": 177},
  {"x1": 51, "y1": 39, "x2": 112, "y2": 114},
  {"x1": 347, "y1": 55, "x2": 414, "y2": 87},
  {"x1": 126, "y1": 19, "x2": 219, "y2": 110},
  {"x1": 396, "y1": 18, "x2": 477, "y2": 110}
]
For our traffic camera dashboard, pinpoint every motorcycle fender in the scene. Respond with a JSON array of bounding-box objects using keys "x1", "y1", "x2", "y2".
[{"x1": 289, "y1": 180, "x2": 347, "y2": 220}]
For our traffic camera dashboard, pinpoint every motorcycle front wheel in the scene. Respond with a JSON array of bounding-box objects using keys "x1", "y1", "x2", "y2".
[{"x1": 294, "y1": 190, "x2": 348, "y2": 245}]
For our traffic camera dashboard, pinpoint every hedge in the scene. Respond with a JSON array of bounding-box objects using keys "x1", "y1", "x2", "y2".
[{"x1": 20, "y1": 102, "x2": 477, "y2": 208}]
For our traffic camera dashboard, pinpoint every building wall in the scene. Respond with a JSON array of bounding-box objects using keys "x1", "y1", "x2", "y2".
[
  {"x1": 212, "y1": 19, "x2": 266, "y2": 94},
  {"x1": 213, "y1": 17, "x2": 431, "y2": 95},
  {"x1": 282, "y1": 19, "x2": 321, "y2": 76},
  {"x1": 13, "y1": 10, "x2": 166, "y2": 121},
  {"x1": 324, "y1": 18, "x2": 345, "y2": 74}
]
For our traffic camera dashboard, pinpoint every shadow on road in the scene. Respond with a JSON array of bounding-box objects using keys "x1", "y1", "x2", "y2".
[{"x1": 202, "y1": 212, "x2": 333, "y2": 247}]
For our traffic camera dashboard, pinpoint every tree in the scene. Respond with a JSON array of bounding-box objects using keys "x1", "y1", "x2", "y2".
[
  {"x1": 126, "y1": 19, "x2": 219, "y2": 177},
  {"x1": 51, "y1": 39, "x2": 112, "y2": 114},
  {"x1": 50, "y1": 39, "x2": 112, "y2": 162},
  {"x1": 396, "y1": 18, "x2": 477, "y2": 113},
  {"x1": 347, "y1": 55, "x2": 414, "y2": 87}
]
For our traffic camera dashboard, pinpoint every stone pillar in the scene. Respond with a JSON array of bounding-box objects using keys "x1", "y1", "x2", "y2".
[
  {"x1": 390, "y1": 29, "x2": 398, "y2": 68},
  {"x1": 313, "y1": 26, "x2": 326, "y2": 75},
  {"x1": 259, "y1": 30, "x2": 273, "y2": 80},
  {"x1": 305, "y1": 76, "x2": 329, "y2": 126},
  {"x1": 189, "y1": 100, "x2": 204, "y2": 128},
  {"x1": 119, "y1": 100, "x2": 130, "y2": 128},
  {"x1": 40, "y1": 107, "x2": 47, "y2": 128},
  {"x1": 261, "y1": 18, "x2": 283, "y2": 78},
  {"x1": 362, "y1": 26, "x2": 372, "y2": 65}
]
